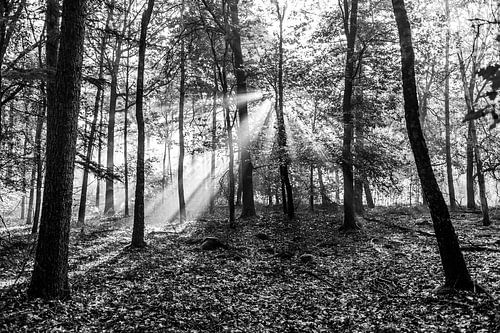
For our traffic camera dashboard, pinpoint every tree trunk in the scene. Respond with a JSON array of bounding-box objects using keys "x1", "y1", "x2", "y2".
[
  {"x1": 177, "y1": 0, "x2": 186, "y2": 224},
  {"x1": 33, "y1": 0, "x2": 59, "y2": 234},
  {"x1": 364, "y1": 181, "x2": 375, "y2": 208},
  {"x1": 275, "y1": 2, "x2": 294, "y2": 219},
  {"x1": 229, "y1": 0, "x2": 255, "y2": 218},
  {"x1": 318, "y1": 167, "x2": 329, "y2": 206},
  {"x1": 444, "y1": 0, "x2": 456, "y2": 211},
  {"x1": 123, "y1": 24, "x2": 131, "y2": 217},
  {"x1": 28, "y1": 0, "x2": 86, "y2": 299},
  {"x1": 95, "y1": 94, "x2": 104, "y2": 209},
  {"x1": 224, "y1": 87, "x2": 235, "y2": 227},
  {"x1": 340, "y1": 0, "x2": 359, "y2": 231},
  {"x1": 309, "y1": 164, "x2": 314, "y2": 211},
  {"x1": 131, "y1": 0, "x2": 154, "y2": 248},
  {"x1": 77, "y1": 6, "x2": 111, "y2": 228},
  {"x1": 466, "y1": 124, "x2": 475, "y2": 209},
  {"x1": 458, "y1": 42, "x2": 489, "y2": 223},
  {"x1": 469, "y1": 121, "x2": 490, "y2": 226},
  {"x1": 392, "y1": 0, "x2": 475, "y2": 290},
  {"x1": 26, "y1": 154, "x2": 36, "y2": 225},
  {"x1": 209, "y1": 75, "x2": 217, "y2": 214},
  {"x1": 104, "y1": 0, "x2": 123, "y2": 216}
]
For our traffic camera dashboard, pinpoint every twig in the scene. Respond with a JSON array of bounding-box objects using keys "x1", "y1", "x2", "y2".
[{"x1": 300, "y1": 269, "x2": 337, "y2": 288}]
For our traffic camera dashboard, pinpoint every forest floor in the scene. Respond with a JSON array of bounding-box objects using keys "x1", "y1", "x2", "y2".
[{"x1": 0, "y1": 206, "x2": 499, "y2": 332}]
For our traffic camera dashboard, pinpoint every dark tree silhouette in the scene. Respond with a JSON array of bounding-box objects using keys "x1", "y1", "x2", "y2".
[
  {"x1": 28, "y1": 0, "x2": 87, "y2": 299},
  {"x1": 131, "y1": 0, "x2": 155, "y2": 248},
  {"x1": 392, "y1": 0, "x2": 476, "y2": 291}
]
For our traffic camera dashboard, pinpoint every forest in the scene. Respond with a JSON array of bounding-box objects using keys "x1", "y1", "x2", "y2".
[{"x1": 0, "y1": 0, "x2": 499, "y2": 331}]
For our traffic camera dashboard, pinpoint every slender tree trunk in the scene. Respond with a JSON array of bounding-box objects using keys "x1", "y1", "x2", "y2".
[
  {"x1": 317, "y1": 167, "x2": 329, "y2": 206},
  {"x1": 95, "y1": 94, "x2": 104, "y2": 209},
  {"x1": 229, "y1": 0, "x2": 255, "y2": 218},
  {"x1": 33, "y1": 0, "x2": 58, "y2": 234},
  {"x1": 364, "y1": 181, "x2": 375, "y2": 208},
  {"x1": 275, "y1": 2, "x2": 294, "y2": 219},
  {"x1": 236, "y1": 152, "x2": 242, "y2": 206},
  {"x1": 28, "y1": 0, "x2": 86, "y2": 299},
  {"x1": 392, "y1": 0, "x2": 475, "y2": 290},
  {"x1": 104, "y1": 0, "x2": 123, "y2": 216},
  {"x1": 131, "y1": 0, "x2": 154, "y2": 248},
  {"x1": 466, "y1": 125, "x2": 475, "y2": 209},
  {"x1": 123, "y1": 25, "x2": 131, "y2": 217},
  {"x1": 77, "y1": 7, "x2": 110, "y2": 228},
  {"x1": 444, "y1": 0, "x2": 456, "y2": 211},
  {"x1": 469, "y1": 121, "x2": 490, "y2": 225},
  {"x1": 340, "y1": 0, "x2": 359, "y2": 230},
  {"x1": 209, "y1": 73, "x2": 217, "y2": 214},
  {"x1": 177, "y1": 0, "x2": 186, "y2": 224},
  {"x1": 309, "y1": 164, "x2": 314, "y2": 211},
  {"x1": 224, "y1": 88, "x2": 235, "y2": 226},
  {"x1": 26, "y1": 155, "x2": 36, "y2": 224}
]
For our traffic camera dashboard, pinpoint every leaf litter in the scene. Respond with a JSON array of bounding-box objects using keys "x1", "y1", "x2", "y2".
[{"x1": 0, "y1": 206, "x2": 499, "y2": 332}]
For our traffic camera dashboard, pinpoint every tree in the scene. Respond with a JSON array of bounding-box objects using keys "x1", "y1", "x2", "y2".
[
  {"x1": 28, "y1": 0, "x2": 87, "y2": 299},
  {"x1": 274, "y1": 0, "x2": 294, "y2": 219},
  {"x1": 131, "y1": 0, "x2": 155, "y2": 248},
  {"x1": 443, "y1": 0, "x2": 456, "y2": 211},
  {"x1": 457, "y1": 47, "x2": 490, "y2": 226},
  {"x1": 105, "y1": 0, "x2": 128, "y2": 216},
  {"x1": 229, "y1": 0, "x2": 255, "y2": 218},
  {"x1": 177, "y1": 0, "x2": 187, "y2": 224},
  {"x1": 77, "y1": 2, "x2": 113, "y2": 228},
  {"x1": 392, "y1": 0, "x2": 476, "y2": 290},
  {"x1": 340, "y1": 0, "x2": 360, "y2": 231}
]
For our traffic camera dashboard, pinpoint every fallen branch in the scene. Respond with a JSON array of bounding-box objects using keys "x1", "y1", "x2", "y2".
[
  {"x1": 364, "y1": 216, "x2": 435, "y2": 237},
  {"x1": 460, "y1": 245, "x2": 500, "y2": 253},
  {"x1": 299, "y1": 269, "x2": 337, "y2": 289}
]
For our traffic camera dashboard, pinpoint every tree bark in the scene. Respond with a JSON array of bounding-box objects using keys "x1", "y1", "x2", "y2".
[
  {"x1": 364, "y1": 181, "x2": 375, "y2": 208},
  {"x1": 131, "y1": 0, "x2": 155, "y2": 248},
  {"x1": 77, "y1": 5, "x2": 111, "y2": 228},
  {"x1": 466, "y1": 124, "x2": 475, "y2": 209},
  {"x1": 177, "y1": 0, "x2": 187, "y2": 224},
  {"x1": 104, "y1": 0, "x2": 124, "y2": 216},
  {"x1": 340, "y1": 0, "x2": 359, "y2": 230},
  {"x1": 123, "y1": 24, "x2": 131, "y2": 217},
  {"x1": 444, "y1": 0, "x2": 456, "y2": 211},
  {"x1": 392, "y1": 0, "x2": 475, "y2": 290},
  {"x1": 275, "y1": 2, "x2": 294, "y2": 219},
  {"x1": 229, "y1": 0, "x2": 255, "y2": 218},
  {"x1": 28, "y1": 0, "x2": 87, "y2": 299},
  {"x1": 458, "y1": 45, "x2": 489, "y2": 225}
]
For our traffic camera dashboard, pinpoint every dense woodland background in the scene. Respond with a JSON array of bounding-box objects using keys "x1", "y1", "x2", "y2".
[{"x1": 0, "y1": 0, "x2": 499, "y2": 331}]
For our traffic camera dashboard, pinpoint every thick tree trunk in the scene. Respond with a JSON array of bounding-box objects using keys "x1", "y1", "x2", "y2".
[
  {"x1": 444, "y1": 0, "x2": 456, "y2": 211},
  {"x1": 392, "y1": 0, "x2": 475, "y2": 290},
  {"x1": 466, "y1": 125, "x2": 475, "y2": 209},
  {"x1": 229, "y1": 0, "x2": 255, "y2": 218},
  {"x1": 340, "y1": 0, "x2": 359, "y2": 230},
  {"x1": 28, "y1": 0, "x2": 86, "y2": 299},
  {"x1": 131, "y1": 0, "x2": 154, "y2": 248}
]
